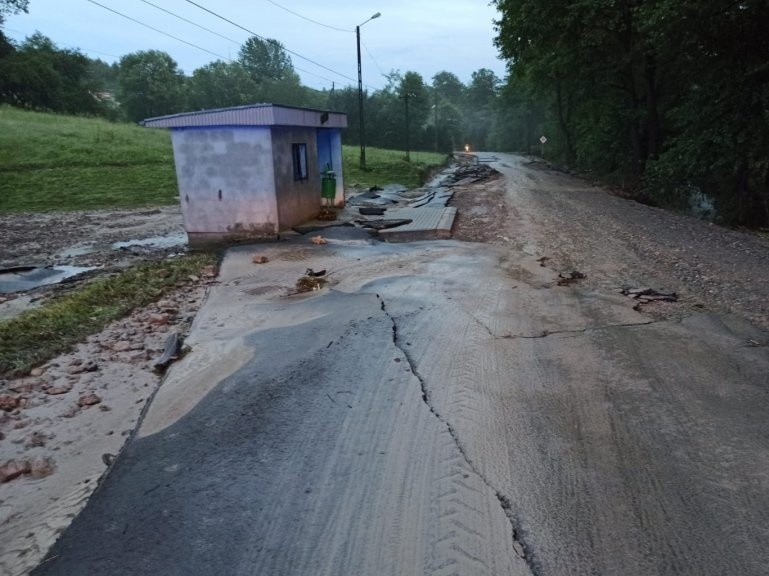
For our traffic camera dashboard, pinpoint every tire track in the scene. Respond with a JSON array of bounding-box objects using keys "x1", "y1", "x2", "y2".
[{"x1": 377, "y1": 294, "x2": 538, "y2": 576}]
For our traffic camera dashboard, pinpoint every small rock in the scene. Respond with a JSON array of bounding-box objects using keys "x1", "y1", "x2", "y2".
[
  {"x1": 148, "y1": 313, "x2": 170, "y2": 326},
  {"x1": 99, "y1": 404, "x2": 111, "y2": 412},
  {"x1": 112, "y1": 341, "x2": 132, "y2": 352},
  {"x1": 0, "y1": 394, "x2": 20, "y2": 411},
  {"x1": 9, "y1": 380, "x2": 43, "y2": 394},
  {"x1": 201, "y1": 265, "x2": 217, "y2": 278},
  {"x1": 68, "y1": 360, "x2": 98, "y2": 375},
  {"x1": 310, "y1": 235, "x2": 328, "y2": 245},
  {"x1": 30, "y1": 367, "x2": 45, "y2": 377},
  {"x1": 0, "y1": 459, "x2": 31, "y2": 483},
  {"x1": 61, "y1": 406, "x2": 80, "y2": 418},
  {"x1": 77, "y1": 393, "x2": 102, "y2": 407},
  {"x1": 252, "y1": 255, "x2": 269, "y2": 264},
  {"x1": 188, "y1": 275, "x2": 200, "y2": 282},
  {"x1": 29, "y1": 458, "x2": 55, "y2": 479},
  {"x1": 45, "y1": 382, "x2": 73, "y2": 395}
]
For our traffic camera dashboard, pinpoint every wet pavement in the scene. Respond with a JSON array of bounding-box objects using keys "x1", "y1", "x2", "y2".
[{"x1": 31, "y1": 224, "x2": 769, "y2": 576}]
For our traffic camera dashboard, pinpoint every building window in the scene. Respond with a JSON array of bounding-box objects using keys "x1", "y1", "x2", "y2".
[{"x1": 292, "y1": 143, "x2": 308, "y2": 181}]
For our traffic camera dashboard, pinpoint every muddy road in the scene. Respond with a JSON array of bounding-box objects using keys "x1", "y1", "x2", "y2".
[{"x1": 31, "y1": 155, "x2": 769, "y2": 575}]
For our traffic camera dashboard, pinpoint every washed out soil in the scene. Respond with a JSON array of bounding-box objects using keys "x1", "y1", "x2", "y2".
[{"x1": 450, "y1": 155, "x2": 769, "y2": 333}]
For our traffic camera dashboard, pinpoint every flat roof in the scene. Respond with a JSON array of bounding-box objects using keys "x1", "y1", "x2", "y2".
[{"x1": 142, "y1": 103, "x2": 347, "y2": 129}]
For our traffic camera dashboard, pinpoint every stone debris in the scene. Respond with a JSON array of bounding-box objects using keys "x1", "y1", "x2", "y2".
[
  {"x1": 557, "y1": 271, "x2": 586, "y2": 286},
  {"x1": 252, "y1": 255, "x2": 269, "y2": 264},
  {"x1": 296, "y1": 276, "x2": 327, "y2": 293},
  {"x1": 0, "y1": 459, "x2": 31, "y2": 483},
  {"x1": 67, "y1": 360, "x2": 98, "y2": 374},
  {"x1": 0, "y1": 393, "x2": 21, "y2": 411},
  {"x1": 621, "y1": 287, "x2": 678, "y2": 304},
  {"x1": 44, "y1": 382, "x2": 73, "y2": 395},
  {"x1": 77, "y1": 393, "x2": 102, "y2": 407},
  {"x1": 446, "y1": 163, "x2": 499, "y2": 186}
]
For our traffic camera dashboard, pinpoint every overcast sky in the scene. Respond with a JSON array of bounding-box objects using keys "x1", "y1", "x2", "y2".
[{"x1": 5, "y1": 0, "x2": 507, "y2": 91}]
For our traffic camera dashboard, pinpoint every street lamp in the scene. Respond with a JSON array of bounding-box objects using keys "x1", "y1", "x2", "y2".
[{"x1": 356, "y1": 11, "x2": 380, "y2": 170}]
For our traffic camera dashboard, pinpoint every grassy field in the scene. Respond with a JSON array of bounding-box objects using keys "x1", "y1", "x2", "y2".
[
  {"x1": 0, "y1": 106, "x2": 448, "y2": 213},
  {"x1": 0, "y1": 106, "x2": 178, "y2": 212},
  {"x1": 343, "y1": 146, "x2": 448, "y2": 189}
]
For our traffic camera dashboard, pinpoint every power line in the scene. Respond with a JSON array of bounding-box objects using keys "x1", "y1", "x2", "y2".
[
  {"x1": 263, "y1": 0, "x2": 352, "y2": 33},
  {"x1": 4, "y1": 26, "x2": 121, "y2": 58},
  {"x1": 85, "y1": 0, "x2": 233, "y2": 63},
  {"x1": 137, "y1": 0, "x2": 241, "y2": 46},
  {"x1": 362, "y1": 40, "x2": 386, "y2": 77},
  {"x1": 85, "y1": 0, "x2": 337, "y2": 87},
  {"x1": 183, "y1": 0, "x2": 358, "y2": 84}
]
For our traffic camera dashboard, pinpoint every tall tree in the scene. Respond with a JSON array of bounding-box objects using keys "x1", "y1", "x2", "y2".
[
  {"x1": 118, "y1": 50, "x2": 184, "y2": 122},
  {"x1": 238, "y1": 37, "x2": 294, "y2": 84},
  {"x1": 187, "y1": 60, "x2": 257, "y2": 110},
  {"x1": 0, "y1": 32, "x2": 103, "y2": 114},
  {"x1": 462, "y1": 68, "x2": 500, "y2": 150}
]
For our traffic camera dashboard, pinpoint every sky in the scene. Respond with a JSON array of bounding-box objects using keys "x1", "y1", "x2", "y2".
[{"x1": 5, "y1": 0, "x2": 508, "y2": 91}]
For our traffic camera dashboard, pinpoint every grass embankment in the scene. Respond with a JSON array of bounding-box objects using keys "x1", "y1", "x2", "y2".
[
  {"x1": 343, "y1": 146, "x2": 448, "y2": 189},
  {"x1": 0, "y1": 106, "x2": 178, "y2": 212},
  {"x1": 0, "y1": 106, "x2": 448, "y2": 212},
  {"x1": 0, "y1": 254, "x2": 215, "y2": 378}
]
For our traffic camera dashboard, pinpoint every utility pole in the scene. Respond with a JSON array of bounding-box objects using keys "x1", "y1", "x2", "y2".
[
  {"x1": 402, "y1": 92, "x2": 415, "y2": 162},
  {"x1": 434, "y1": 93, "x2": 439, "y2": 153},
  {"x1": 356, "y1": 12, "x2": 381, "y2": 171}
]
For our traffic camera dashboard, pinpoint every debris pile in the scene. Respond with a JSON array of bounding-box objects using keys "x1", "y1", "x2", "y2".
[
  {"x1": 621, "y1": 287, "x2": 678, "y2": 304},
  {"x1": 446, "y1": 164, "x2": 499, "y2": 187}
]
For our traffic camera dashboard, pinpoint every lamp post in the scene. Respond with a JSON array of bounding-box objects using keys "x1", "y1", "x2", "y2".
[{"x1": 356, "y1": 11, "x2": 380, "y2": 170}]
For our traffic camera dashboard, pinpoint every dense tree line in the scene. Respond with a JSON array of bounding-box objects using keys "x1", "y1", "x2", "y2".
[
  {"x1": 0, "y1": 19, "x2": 501, "y2": 158},
  {"x1": 5, "y1": 0, "x2": 764, "y2": 226},
  {"x1": 492, "y1": 0, "x2": 769, "y2": 226}
]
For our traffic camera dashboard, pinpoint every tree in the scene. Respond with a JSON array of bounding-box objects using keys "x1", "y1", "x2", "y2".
[
  {"x1": 118, "y1": 50, "x2": 184, "y2": 122},
  {"x1": 187, "y1": 60, "x2": 257, "y2": 110},
  {"x1": 461, "y1": 68, "x2": 499, "y2": 150},
  {"x1": 0, "y1": 32, "x2": 104, "y2": 114},
  {"x1": 0, "y1": 0, "x2": 27, "y2": 51},
  {"x1": 238, "y1": 37, "x2": 294, "y2": 84}
]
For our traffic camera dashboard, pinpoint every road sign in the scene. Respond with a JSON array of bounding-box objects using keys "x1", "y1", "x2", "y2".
[{"x1": 540, "y1": 136, "x2": 547, "y2": 144}]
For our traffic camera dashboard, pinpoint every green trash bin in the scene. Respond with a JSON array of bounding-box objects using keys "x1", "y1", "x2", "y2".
[{"x1": 321, "y1": 166, "x2": 336, "y2": 201}]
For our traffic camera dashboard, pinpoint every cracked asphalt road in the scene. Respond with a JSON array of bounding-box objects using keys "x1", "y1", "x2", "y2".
[{"x1": 33, "y1": 157, "x2": 769, "y2": 575}]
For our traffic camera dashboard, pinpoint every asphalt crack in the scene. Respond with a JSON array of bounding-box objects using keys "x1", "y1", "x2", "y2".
[
  {"x1": 377, "y1": 295, "x2": 539, "y2": 576},
  {"x1": 469, "y1": 312, "x2": 658, "y2": 340}
]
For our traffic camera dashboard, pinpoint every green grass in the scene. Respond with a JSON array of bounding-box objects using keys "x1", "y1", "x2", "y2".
[
  {"x1": 343, "y1": 145, "x2": 448, "y2": 189},
  {"x1": 0, "y1": 106, "x2": 178, "y2": 212},
  {"x1": 0, "y1": 106, "x2": 448, "y2": 213},
  {"x1": 0, "y1": 254, "x2": 215, "y2": 378}
]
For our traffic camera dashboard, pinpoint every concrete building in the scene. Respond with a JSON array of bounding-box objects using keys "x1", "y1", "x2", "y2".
[{"x1": 143, "y1": 104, "x2": 347, "y2": 246}]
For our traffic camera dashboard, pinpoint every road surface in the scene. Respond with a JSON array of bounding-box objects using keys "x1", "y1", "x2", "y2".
[{"x1": 33, "y1": 155, "x2": 769, "y2": 575}]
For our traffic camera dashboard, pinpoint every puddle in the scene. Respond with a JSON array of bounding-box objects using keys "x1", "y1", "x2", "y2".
[
  {"x1": 0, "y1": 265, "x2": 97, "y2": 294},
  {"x1": 111, "y1": 233, "x2": 187, "y2": 250}
]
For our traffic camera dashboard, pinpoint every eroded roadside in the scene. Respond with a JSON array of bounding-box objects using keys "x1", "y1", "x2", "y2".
[{"x1": 450, "y1": 154, "x2": 769, "y2": 333}]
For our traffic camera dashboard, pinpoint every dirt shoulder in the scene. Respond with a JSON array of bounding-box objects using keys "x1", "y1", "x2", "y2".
[{"x1": 450, "y1": 154, "x2": 769, "y2": 333}]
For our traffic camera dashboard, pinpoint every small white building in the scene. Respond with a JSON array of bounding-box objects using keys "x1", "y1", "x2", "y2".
[{"x1": 143, "y1": 104, "x2": 347, "y2": 246}]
